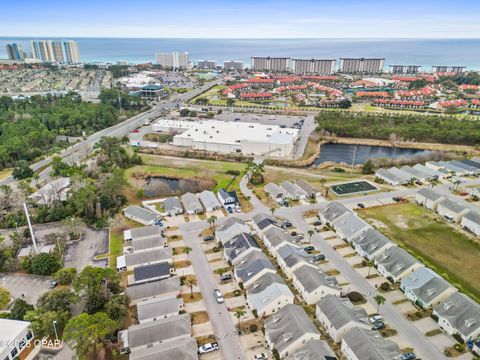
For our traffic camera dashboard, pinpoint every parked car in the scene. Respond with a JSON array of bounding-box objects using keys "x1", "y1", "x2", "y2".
[
  {"x1": 392, "y1": 197, "x2": 402, "y2": 202},
  {"x1": 371, "y1": 321, "x2": 385, "y2": 330},
  {"x1": 400, "y1": 352, "x2": 417, "y2": 360},
  {"x1": 368, "y1": 315, "x2": 383, "y2": 324},
  {"x1": 203, "y1": 235, "x2": 215, "y2": 241},
  {"x1": 253, "y1": 353, "x2": 268, "y2": 360},
  {"x1": 304, "y1": 246, "x2": 315, "y2": 252},
  {"x1": 220, "y1": 273, "x2": 232, "y2": 282},
  {"x1": 282, "y1": 220, "x2": 293, "y2": 228},
  {"x1": 214, "y1": 289, "x2": 224, "y2": 303},
  {"x1": 357, "y1": 203, "x2": 365, "y2": 208},
  {"x1": 296, "y1": 233, "x2": 304, "y2": 240},
  {"x1": 313, "y1": 254, "x2": 325, "y2": 261},
  {"x1": 312, "y1": 221, "x2": 322, "y2": 226},
  {"x1": 234, "y1": 117, "x2": 241, "y2": 121},
  {"x1": 280, "y1": 124, "x2": 287, "y2": 128},
  {"x1": 290, "y1": 231, "x2": 297, "y2": 236},
  {"x1": 49, "y1": 280, "x2": 57, "y2": 289},
  {"x1": 131, "y1": 129, "x2": 140, "y2": 133},
  {"x1": 198, "y1": 342, "x2": 219, "y2": 354}
]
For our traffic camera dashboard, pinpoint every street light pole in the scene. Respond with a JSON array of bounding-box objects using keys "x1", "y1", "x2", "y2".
[{"x1": 52, "y1": 320, "x2": 59, "y2": 342}]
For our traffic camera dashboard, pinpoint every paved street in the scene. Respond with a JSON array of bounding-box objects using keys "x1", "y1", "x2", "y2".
[{"x1": 180, "y1": 221, "x2": 246, "y2": 360}]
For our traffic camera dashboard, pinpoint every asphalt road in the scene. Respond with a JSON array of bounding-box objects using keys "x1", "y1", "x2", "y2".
[
  {"x1": 0, "y1": 81, "x2": 219, "y2": 186},
  {"x1": 180, "y1": 222, "x2": 247, "y2": 360}
]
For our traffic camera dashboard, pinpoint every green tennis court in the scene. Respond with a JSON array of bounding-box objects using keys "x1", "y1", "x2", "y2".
[{"x1": 331, "y1": 181, "x2": 378, "y2": 196}]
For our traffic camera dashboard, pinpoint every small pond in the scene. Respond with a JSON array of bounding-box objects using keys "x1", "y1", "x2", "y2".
[{"x1": 144, "y1": 176, "x2": 214, "y2": 197}]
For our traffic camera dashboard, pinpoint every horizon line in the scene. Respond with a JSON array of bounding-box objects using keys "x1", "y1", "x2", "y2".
[{"x1": 2, "y1": 36, "x2": 480, "y2": 40}]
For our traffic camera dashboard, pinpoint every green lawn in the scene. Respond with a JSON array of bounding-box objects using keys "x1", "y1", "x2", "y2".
[
  {"x1": 109, "y1": 228, "x2": 124, "y2": 269},
  {"x1": 358, "y1": 203, "x2": 480, "y2": 302}
]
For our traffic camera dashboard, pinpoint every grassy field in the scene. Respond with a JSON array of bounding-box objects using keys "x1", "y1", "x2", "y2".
[{"x1": 358, "y1": 203, "x2": 480, "y2": 302}]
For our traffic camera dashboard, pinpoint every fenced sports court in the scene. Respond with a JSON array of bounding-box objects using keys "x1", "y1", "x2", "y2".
[{"x1": 330, "y1": 181, "x2": 378, "y2": 196}]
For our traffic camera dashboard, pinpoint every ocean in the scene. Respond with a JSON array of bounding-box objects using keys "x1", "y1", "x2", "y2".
[{"x1": 1, "y1": 37, "x2": 480, "y2": 69}]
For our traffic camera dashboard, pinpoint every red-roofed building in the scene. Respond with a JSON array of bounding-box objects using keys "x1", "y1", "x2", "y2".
[
  {"x1": 460, "y1": 84, "x2": 479, "y2": 91},
  {"x1": 373, "y1": 99, "x2": 426, "y2": 109},
  {"x1": 247, "y1": 78, "x2": 274, "y2": 88},
  {"x1": 470, "y1": 99, "x2": 480, "y2": 108},
  {"x1": 239, "y1": 93, "x2": 272, "y2": 100},
  {"x1": 395, "y1": 86, "x2": 436, "y2": 99},
  {"x1": 438, "y1": 99, "x2": 468, "y2": 110},
  {"x1": 356, "y1": 91, "x2": 390, "y2": 98}
]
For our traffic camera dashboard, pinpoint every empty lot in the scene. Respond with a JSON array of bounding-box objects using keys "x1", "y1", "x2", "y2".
[{"x1": 358, "y1": 202, "x2": 480, "y2": 302}]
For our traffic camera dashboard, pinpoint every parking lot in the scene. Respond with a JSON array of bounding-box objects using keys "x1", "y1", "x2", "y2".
[
  {"x1": 63, "y1": 227, "x2": 109, "y2": 270},
  {"x1": 0, "y1": 273, "x2": 53, "y2": 305}
]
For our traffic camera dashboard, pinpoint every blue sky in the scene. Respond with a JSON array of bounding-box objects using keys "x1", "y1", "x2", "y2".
[{"x1": 2, "y1": 0, "x2": 480, "y2": 38}]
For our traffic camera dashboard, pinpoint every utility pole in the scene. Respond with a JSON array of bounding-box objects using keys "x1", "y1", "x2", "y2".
[{"x1": 23, "y1": 203, "x2": 38, "y2": 254}]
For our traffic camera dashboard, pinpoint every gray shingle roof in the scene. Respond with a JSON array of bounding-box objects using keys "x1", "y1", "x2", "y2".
[
  {"x1": 124, "y1": 205, "x2": 158, "y2": 223},
  {"x1": 163, "y1": 197, "x2": 183, "y2": 212},
  {"x1": 131, "y1": 236, "x2": 164, "y2": 252},
  {"x1": 401, "y1": 267, "x2": 454, "y2": 304},
  {"x1": 235, "y1": 252, "x2": 275, "y2": 284},
  {"x1": 248, "y1": 281, "x2": 293, "y2": 314},
  {"x1": 265, "y1": 304, "x2": 320, "y2": 354},
  {"x1": 247, "y1": 272, "x2": 285, "y2": 295},
  {"x1": 316, "y1": 295, "x2": 369, "y2": 331},
  {"x1": 265, "y1": 183, "x2": 285, "y2": 199},
  {"x1": 137, "y1": 296, "x2": 184, "y2": 322},
  {"x1": 351, "y1": 228, "x2": 392, "y2": 257},
  {"x1": 293, "y1": 265, "x2": 339, "y2": 293},
  {"x1": 181, "y1": 192, "x2": 203, "y2": 212},
  {"x1": 198, "y1": 190, "x2": 221, "y2": 210},
  {"x1": 462, "y1": 210, "x2": 480, "y2": 225},
  {"x1": 125, "y1": 247, "x2": 172, "y2": 267},
  {"x1": 342, "y1": 327, "x2": 402, "y2": 360},
  {"x1": 375, "y1": 246, "x2": 419, "y2": 278},
  {"x1": 224, "y1": 232, "x2": 260, "y2": 262},
  {"x1": 277, "y1": 243, "x2": 317, "y2": 268},
  {"x1": 252, "y1": 212, "x2": 280, "y2": 231},
  {"x1": 438, "y1": 198, "x2": 469, "y2": 214},
  {"x1": 263, "y1": 226, "x2": 297, "y2": 248},
  {"x1": 295, "y1": 179, "x2": 318, "y2": 196},
  {"x1": 281, "y1": 180, "x2": 306, "y2": 198},
  {"x1": 331, "y1": 212, "x2": 370, "y2": 238},
  {"x1": 127, "y1": 277, "x2": 181, "y2": 302},
  {"x1": 129, "y1": 336, "x2": 198, "y2": 360},
  {"x1": 318, "y1": 202, "x2": 351, "y2": 223},
  {"x1": 417, "y1": 188, "x2": 444, "y2": 202},
  {"x1": 127, "y1": 313, "x2": 191, "y2": 349},
  {"x1": 128, "y1": 225, "x2": 163, "y2": 241},
  {"x1": 286, "y1": 339, "x2": 337, "y2": 360},
  {"x1": 434, "y1": 292, "x2": 480, "y2": 339},
  {"x1": 375, "y1": 168, "x2": 403, "y2": 184}
]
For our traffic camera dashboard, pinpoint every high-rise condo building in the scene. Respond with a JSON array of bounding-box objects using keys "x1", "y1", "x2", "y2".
[
  {"x1": 389, "y1": 65, "x2": 422, "y2": 74},
  {"x1": 291, "y1": 59, "x2": 336, "y2": 75},
  {"x1": 31, "y1": 40, "x2": 80, "y2": 63},
  {"x1": 223, "y1": 61, "x2": 244, "y2": 71},
  {"x1": 250, "y1": 57, "x2": 290, "y2": 72},
  {"x1": 197, "y1": 60, "x2": 217, "y2": 70},
  {"x1": 6, "y1": 43, "x2": 25, "y2": 60},
  {"x1": 339, "y1": 58, "x2": 385, "y2": 74},
  {"x1": 431, "y1": 65, "x2": 466, "y2": 74},
  {"x1": 156, "y1": 52, "x2": 189, "y2": 68}
]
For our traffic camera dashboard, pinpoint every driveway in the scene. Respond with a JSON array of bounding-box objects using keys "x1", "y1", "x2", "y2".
[
  {"x1": 0, "y1": 273, "x2": 53, "y2": 305},
  {"x1": 180, "y1": 222, "x2": 246, "y2": 360}
]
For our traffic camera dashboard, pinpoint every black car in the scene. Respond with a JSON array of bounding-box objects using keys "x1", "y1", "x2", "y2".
[
  {"x1": 204, "y1": 235, "x2": 215, "y2": 241},
  {"x1": 304, "y1": 246, "x2": 315, "y2": 252},
  {"x1": 280, "y1": 124, "x2": 287, "y2": 128},
  {"x1": 312, "y1": 221, "x2": 322, "y2": 226},
  {"x1": 220, "y1": 273, "x2": 232, "y2": 282},
  {"x1": 357, "y1": 203, "x2": 365, "y2": 208},
  {"x1": 282, "y1": 221, "x2": 293, "y2": 228},
  {"x1": 400, "y1": 352, "x2": 417, "y2": 360},
  {"x1": 392, "y1": 197, "x2": 402, "y2": 202}
]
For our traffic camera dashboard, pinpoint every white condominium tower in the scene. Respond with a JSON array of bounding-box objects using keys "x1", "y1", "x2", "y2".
[
  {"x1": 291, "y1": 59, "x2": 336, "y2": 75},
  {"x1": 31, "y1": 40, "x2": 80, "y2": 63},
  {"x1": 250, "y1": 57, "x2": 290, "y2": 72},
  {"x1": 223, "y1": 60, "x2": 244, "y2": 71},
  {"x1": 339, "y1": 58, "x2": 385, "y2": 74},
  {"x1": 156, "y1": 51, "x2": 189, "y2": 68}
]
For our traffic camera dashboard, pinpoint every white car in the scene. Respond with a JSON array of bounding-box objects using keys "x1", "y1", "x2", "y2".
[
  {"x1": 368, "y1": 315, "x2": 383, "y2": 324},
  {"x1": 214, "y1": 289, "x2": 224, "y2": 303},
  {"x1": 198, "y1": 342, "x2": 219, "y2": 354},
  {"x1": 253, "y1": 353, "x2": 268, "y2": 360}
]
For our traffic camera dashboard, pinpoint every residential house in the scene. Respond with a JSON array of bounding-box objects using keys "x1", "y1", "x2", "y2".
[
  {"x1": 162, "y1": 197, "x2": 183, "y2": 216},
  {"x1": 129, "y1": 262, "x2": 175, "y2": 285},
  {"x1": 124, "y1": 247, "x2": 172, "y2": 270},
  {"x1": 29, "y1": 177, "x2": 70, "y2": 205},
  {"x1": 374, "y1": 168, "x2": 403, "y2": 186},
  {"x1": 318, "y1": 202, "x2": 352, "y2": 225},
  {"x1": 126, "y1": 314, "x2": 191, "y2": 351},
  {"x1": 264, "y1": 304, "x2": 320, "y2": 358},
  {"x1": 124, "y1": 205, "x2": 158, "y2": 226},
  {"x1": 129, "y1": 336, "x2": 198, "y2": 360},
  {"x1": 216, "y1": 217, "x2": 250, "y2": 245},
  {"x1": 223, "y1": 232, "x2": 261, "y2": 265},
  {"x1": 415, "y1": 188, "x2": 445, "y2": 211},
  {"x1": 131, "y1": 235, "x2": 166, "y2": 252},
  {"x1": 350, "y1": 228, "x2": 395, "y2": 260},
  {"x1": 125, "y1": 225, "x2": 164, "y2": 242},
  {"x1": 450, "y1": 160, "x2": 480, "y2": 175},
  {"x1": 292, "y1": 265, "x2": 340, "y2": 305},
  {"x1": 388, "y1": 167, "x2": 415, "y2": 183},
  {"x1": 127, "y1": 277, "x2": 181, "y2": 305},
  {"x1": 285, "y1": 339, "x2": 337, "y2": 360},
  {"x1": 137, "y1": 295, "x2": 184, "y2": 323},
  {"x1": 400, "y1": 165, "x2": 431, "y2": 182},
  {"x1": 280, "y1": 181, "x2": 307, "y2": 200},
  {"x1": 265, "y1": 183, "x2": 286, "y2": 203},
  {"x1": 246, "y1": 273, "x2": 294, "y2": 317},
  {"x1": 425, "y1": 161, "x2": 446, "y2": 172},
  {"x1": 252, "y1": 213, "x2": 281, "y2": 235},
  {"x1": 436, "y1": 198, "x2": 470, "y2": 223},
  {"x1": 295, "y1": 179, "x2": 320, "y2": 198},
  {"x1": 262, "y1": 226, "x2": 299, "y2": 254},
  {"x1": 181, "y1": 192, "x2": 204, "y2": 215},
  {"x1": 331, "y1": 212, "x2": 370, "y2": 241},
  {"x1": 276, "y1": 243, "x2": 318, "y2": 278},
  {"x1": 433, "y1": 292, "x2": 480, "y2": 342},
  {"x1": 413, "y1": 163, "x2": 444, "y2": 180},
  {"x1": 198, "y1": 190, "x2": 221, "y2": 212},
  {"x1": 217, "y1": 188, "x2": 239, "y2": 212},
  {"x1": 315, "y1": 295, "x2": 370, "y2": 343},
  {"x1": 439, "y1": 161, "x2": 469, "y2": 176},
  {"x1": 468, "y1": 186, "x2": 480, "y2": 199},
  {"x1": 234, "y1": 252, "x2": 276, "y2": 287},
  {"x1": 400, "y1": 267, "x2": 457, "y2": 308},
  {"x1": 341, "y1": 327, "x2": 402, "y2": 360},
  {"x1": 461, "y1": 210, "x2": 480, "y2": 236},
  {"x1": 375, "y1": 246, "x2": 422, "y2": 282}
]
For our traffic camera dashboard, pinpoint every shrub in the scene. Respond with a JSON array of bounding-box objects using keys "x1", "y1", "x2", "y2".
[
  {"x1": 55, "y1": 268, "x2": 77, "y2": 285},
  {"x1": 347, "y1": 291, "x2": 365, "y2": 303},
  {"x1": 0, "y1": 288, "x2": 10, "y2": 309},
  {"x1": 226, "y1": 169, "x2": 240, "y2": 176},
  {"x1": 452, "y1": 333, "x2": 465, "y2": 344},
  {"x1": 233, "y1": 289, "x2": 241, "y2": 297},
  {"x1": 22, "y1": 253, "x2": 62, "y2": 276},
  {"x1": 380, "y1": 282, "x2": 390, "y2": 291},
  {"x1": 249, "y1": 324, "x2": 257, "y2": 333}
]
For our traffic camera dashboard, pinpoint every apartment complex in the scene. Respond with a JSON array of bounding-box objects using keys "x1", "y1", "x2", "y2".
[
  {"x1": 389, "y1": 65, "x2": 421, "y2": 74},
  {"x1": 6, "y1": 43, "x2": 25, "y2": 60},
  {"x1": 291, "y1": 58, "x2": 336, "y2": 75},
  {"x1": 156, "y1": 51, "x2": 189, "y2": 68},
  {"x1": 31, "y1": 40, "x2": 80, "y2": 63},
  {"x1": 339, "y1": 57, "x2": 385, "y2": 74},
  {"x1": 197, "y1": 60, "x2": 217, "y2": 69},
  {"x1": 223, "y1": 60, "x2": 244, "y2": 71},
  {"x1": 431, "y1": 65, "x2": 466, "y2": 73},
  {"x1": 251, "y1": 56, "x2": 289, "y2": 72}
]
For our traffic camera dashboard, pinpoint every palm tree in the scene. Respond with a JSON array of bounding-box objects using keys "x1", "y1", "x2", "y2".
[
  {"x1": 207, "y1": 215, "x2": 217, "y2": 233},
  {"x1": 374, "y1": 294, "x2": 386, "y2": 314},
  {"x1": 308, "y1": 229, "x2": 314, "y2": 240},
  {"x1": 187, "y1": 277, "x2": 197, "y2": 299},
  {"x1": 234, "y1": 308, "x2": 246, "y2": 332},
  {"x1": 366, "y1": 260, "x2": 375, "y2": 277},
  {"x1": 308, "y1": 195, "x2": 317, "y2": 209},
  {"x1": 184, "y1": 246, "x2": 192, "y2": 260},
  {"x1": 270, "y1": 207, "x2": 276, "y2": 216},
  {"x1": 320, "y1": 178, "x2": 327, "y2": 197},
  {"x1": 245, "y1": 161, "x2": 265, "y2": 184}
]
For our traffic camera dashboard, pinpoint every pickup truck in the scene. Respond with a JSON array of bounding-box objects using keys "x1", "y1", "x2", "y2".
[{"x1": 198, "y1": 342, "x2": 219, "y2": 354}]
